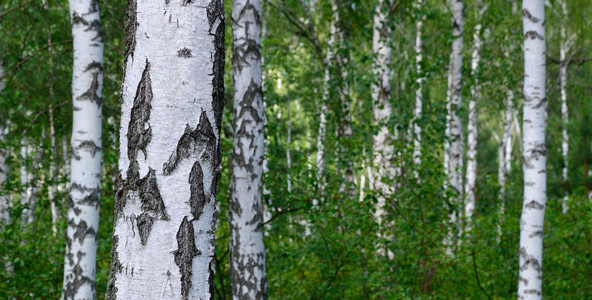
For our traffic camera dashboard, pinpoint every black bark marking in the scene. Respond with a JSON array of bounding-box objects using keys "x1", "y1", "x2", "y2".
[
  {"x1": 85, "y1": 20, "x2": 103, "y2": 41},
  {"x1": 524, "y1": 289, "x2": 542, "y2": 295},
  {"x1": 127, "y1": 61, "x2": 153, "y2": 163},
  {"x1": 524, "y1": 31, "x2": 544, "y2": 40},
  {"x1": 525, "y1": 200, "x2": 545, "y2": 210},
  {"x1": 113, "y1": 174, "x2": 126, "y2": 218},
  {"x1": 519, "y1": 247, "x2": 542, "y2": 274},
  {"x1": 106, "y1": 235, "x2": 121, "y2": 300},
  {"x1": 189, "y1": 161, "x2": 207, "y2": 220},
  {"x1": 529, "y1": 230, "x2": 544, "y2": 238},
  {"x1": 72, "y1": 12, "x2": 89, "y2": 25},
  {"x1": 208, "y1": 0, "x2": 225, "y2": 131},
  {"x1": 79, "y1": 188, "x2": 100, "y2": 208},
  {"x1": 162, "y1": 111, "x2": 216, "y2": 175},
  {"x1": 177, "y1": 48, "x2": 193, "y2": 58},
  {"x1": 63, "y1": 258, "x2": 95, "y2": 299},
  {"x1": 124, "y1": 0, "x2": 138, "y2": 63},
  {"x1": 70, "y1": 219, "x2": 98, "y2": 243},
  {"x1": 136, "y1": 212, "x2": 155, "y2": 245},
  {"x1": 232, "y1": 1, "x2": 262, "y2": 72},
  {"x1": 84, "y1": 61, "x2": 103, "y2": 72},
  {"x1": 174, "y1": 216, "x2": 201, "y2": 300},
  {"x1": 138, "y1": 168, "x2": 169, "y2": 220},
  {"x1": 522, "y1": 9, "x2": 540, "y2": 23},
  {"x1": 76, "y1": 140, "x2": 102, "y2": 157},
  {"x1": 76, "y1": 72, "x2": 102, "y2": 106},
  {"x1": 182, "y1": 0, "x2": 193, "y2": 5}
]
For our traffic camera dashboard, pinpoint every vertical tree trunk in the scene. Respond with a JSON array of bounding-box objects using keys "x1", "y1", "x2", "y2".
[
  {"x1": 287, "y1": 97, "x2": 292, "y2": 193},
  {"x1": 106, "y1": 0, "x2": 225, "y2": 298},
  {"x1": 0, "y1": 123, "x2": 8, "y2": 227},
  {"x1": 445, "y1": 0, "x2": 464, "y2": 197},
  {"x1": 498, "y1": 87, "x2": 514, "y2": 241},
  {"x1": 518, "y1": 1, "x2": 546, "y2": 298},
  {"x1": 559, "y1": 0, "x2": 569, "y2": 213},
  {"x1": 61, "y1": 0, "x2": 103, "y2": 297},
  {"x1": 443, "y1": 0, "x2": 464, "y2": 253},
  {"x1": 19, "y1": 137, "x2": 28, "y2": 228},
  {"x1": 230, "y1": 0, "x2": 267, "y2": 297},
  {"x1": 464, "y1": 1, "x2": 486, "y2": 229},
  {"x1": 371, "y1": 0, "x2": 394, "y2": 227},
  {"x1": 47, "y1": 14, "x2": 59, "y2": 234},
  {"x1": 413, "y1": 0, "x2": 424, "y2": 170}
]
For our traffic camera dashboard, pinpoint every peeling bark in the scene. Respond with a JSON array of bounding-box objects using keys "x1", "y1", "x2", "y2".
[
  {"x1": 107, "y1": 1, "x2": 224, "y2": 298},
  {"x1": 61, "y1": 0, "x2": 104, "y2": 297},
  {"x1": 230, "y1": 0, "x2": 267, "y2": 297},
  {"x1": 518, "y1": 2, "x2": 546, "y2": 299}
]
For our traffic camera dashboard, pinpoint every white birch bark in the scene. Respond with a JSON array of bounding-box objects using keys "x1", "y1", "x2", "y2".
[
  {"x1": 106, "y1": 0, "x2": 225, "y2": 298},
  {"x1": 445, "y1": 0, "x2": 464, "y2": 197},
  {"x1": 24, "y1": 141, "x2": 41, "y2": 226},
  {"x1": 464, "y1": 1, "x2": 486, "y2": 228},
  {"x1": 61, "y1": 0, "x2": 103, "y2": 297},
  {"x1": 498, "y1": 87, "x2": 514, "y2": 241},
  {"x1": 413, "y1": 0, "x2": 424, "y2": 170},
  {"x1": 316, "y1": 1, "x2": 337, "y2": 179},
  {"x1": 559, "y1": 0, "x2": 569, "y2": 213},
  {"x1": 49, "y1": 106, "x2": 58, "y2": 235},
  {"x1": 518, "y1": 2, "x2": 547, "y2": 298},
  {"x1": 371, "y1": 0, "x2": 394, "y2": 227},
  {"x1": 19, "y1": 138, "x2": 29, "y2": 228},
  {"x1": 0, "y1": 123, "x2": 8, "y2": 227},
  {"x1": 230, "y1": 0, "x2": 267, "y2": 297}
]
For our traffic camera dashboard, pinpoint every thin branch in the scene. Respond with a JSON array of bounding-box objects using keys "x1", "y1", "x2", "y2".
[
  {"x1": 471, "y1": 247, "x2": 493, "y2": 300},
  {"x1": 0, "y1": 39, "x2": 72, "y2": 81},
  {"x1": 0, "y1": 1, "x2": 32, "y2": 19},
  {"x1": 547, "y1": 55, "x2": 592, "y2": 66}
]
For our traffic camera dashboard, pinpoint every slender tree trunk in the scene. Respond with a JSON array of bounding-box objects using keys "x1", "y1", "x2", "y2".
[
  {"x1": 230, "y1": 0, "x2": 267, "y2": 297},
  {"x1": 445, "y1": 0, "x2": 464, "y2": 197},
  {"x1": 316, "y1": 1, "x2": 338, "y2": 181},
  {"x1": 443, "y1": 0, "x2": 464, "y2": 253},
  {"x1": 371, "y1": 0, "x2": 394, "y2": 227},
  {"x1": 106, "y1": 0, "x2": 225, "y2": 298},
  {"x1": 518, "y1": 1, "x2": 546, "y2": 298},
  {"x1": 413, "y1": 0, "x2": 424, "y2": 171},
  {"x1": 559, "y1": 0, "x2": 569, "y2": 213},
  {"x1": 61, "y1": 0, "x2": 103, "y2": 297},
  {"x1": 20, "y1": 137, "x2": 28, "y2": 228},
  {"x1": 498, "y1": 87, "x2": 514, "y2": 241},
  {"x1": 47, "y1": 18, "x2": 59, "y2": 234},
  {"x1": 464, "y1": 1, "x2": 486, "y2": 229},
  {"x1": 0, "y1": 124, "x2": 8, "y2": 227},
  {"x1": 24, "y1": 141, "x2": 41, "y2": 226},
  {"x1": 287, "y1": 98, "x2": 292, "y2": 193}
]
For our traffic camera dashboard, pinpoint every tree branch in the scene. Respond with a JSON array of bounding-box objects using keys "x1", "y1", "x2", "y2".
[
  {"x1": 0, "y1": 39, "x2": 72, "y2": 81},
  {"x1": 0, "y1": 1, "x2": 32, "y2": 19}
]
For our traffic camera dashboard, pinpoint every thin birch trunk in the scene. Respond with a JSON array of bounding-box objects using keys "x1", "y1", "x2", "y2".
[
  {"x1": 413, "y1": 0, "x2": 424, "y2": 170},
  {"x1": 106, "y1": 0, "x2": 225, "y2": 298},
  {"x1": 464, "y1": 1, "x2": 486, "y2": 229},
  {"x1": 559, "y1": 0, "x2": 570, "y2": 213},
  {"x1": 46, "y1": 0, "x2": 58, "y2": 236},
  {"x1": 371, "y1": 0, "x2": 394, "y2": 227},
  {"x1": 498, "y1": 87, "x2": 514, "y2": 241},
  {"x1": 0, "y1": 21, "x2": 9, "y2": 228},
  {"x1": 287, "y1": 98, "x2": 292, "y2": 193},
  {"x1": 518, "y1": 1, "x2": 546, "y2": 298},
  {"x1": 20, "y1": 137, "x2": 28, "y2": 228},
  {"x1": 444, "y1": 0, "x2": 464, "y2": 253},
  {"x1": 230, "y1": 0, "x2": 267, "y2": 297},
  {"x1": 61, "y1": 0, "x2": 103, "y2": 297}
]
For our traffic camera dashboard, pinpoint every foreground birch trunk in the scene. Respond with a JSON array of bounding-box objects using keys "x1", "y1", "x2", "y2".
[
  {"x1": 230, "y1": 0, "x2": 267, "y2": 297},
  {"x1": 61, "y1": 0, "x2": 104, "y2": 297},
  {"x1": 371, "y1": 0, "x2": 394, "y2": 227},
  {"x1": 464, "y1": 1, "x2": 486, "y2": 229},
  {"x1": 518, "y1": 1, "x2": 547, "y2": 298},
  {"x1": 106, "y1": 0, "x2": 225, "y2": 298},
  {"x1": 559, "y1": 0, "x2": 571, "y2": 213}
]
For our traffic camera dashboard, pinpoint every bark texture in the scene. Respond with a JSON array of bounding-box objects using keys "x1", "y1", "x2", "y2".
[
  {"x1": 413, "y1": 0, "x2": 424, "y2": 170},
  {"x1": 559, "y1": 0, "x2": 570, "y2": 213},
  {"x1": 61, "y1": 0, "x2": 103, "y2": 297},
  {"x1": 518, "y1": 1, "x2": 546, "y2": 299},
  {"x1": 106, "y1": 0, "x2": 225, "y2": 299},
  {"x1": 230, "y1": 0, "x2": 267, "y2": 298}
]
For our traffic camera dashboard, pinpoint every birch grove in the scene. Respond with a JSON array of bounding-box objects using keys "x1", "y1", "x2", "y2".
[{"x1": 1, "y1": 0, "x2": 592, "y2": 298}]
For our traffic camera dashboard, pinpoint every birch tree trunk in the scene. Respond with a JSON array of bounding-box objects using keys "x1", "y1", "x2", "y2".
[
  {"x1": 19, "y1": 138, "x2": 29, "y2": 228},
  {"x1": 464, "y1": 1, "x2": 486, "y2": 229},
  {"x1": 106, "y1": 0, "x2": 225, "y2": 298},
  {"x1": 518, "y1": 1, "x2": 547, "y2": 298},
  {"x1": 230, "y1": 0, "x2": 267, "y2": 297},
  {"x1": 61, "y1": 0, "x2": 103, "y2": 297},
  {"x1": 559, "y1": 0, "x2": 569, "y2": 213},
  {"x1": 316, "y1": 1, "x2": 337, "y2": 180},
  {"x1": 498, "y1": 87, "x2": 514, "y2": 241},
  {"x1": 371, "y1": 0, "x2": 394, "y2": 227},
  {"x1": 413, "y1": 0, "x2": 424, "y2": 170},
  {"x1": 0, "y1": 123, "x2": 8, "y2": 227},
  {"x1": 445, "y1": 0, "x2": 464, "y2": 197}
]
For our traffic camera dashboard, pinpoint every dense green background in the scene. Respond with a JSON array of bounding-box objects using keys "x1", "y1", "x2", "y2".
[{"x1": 0, "y1": 0, "x2": 591, "y2": 298}]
